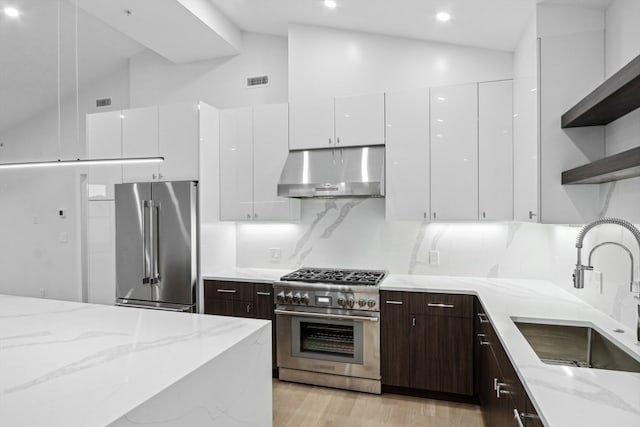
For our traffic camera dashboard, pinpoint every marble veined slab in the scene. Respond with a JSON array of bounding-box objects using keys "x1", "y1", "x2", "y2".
[
  {"x1": 202, "y1": 268, "x2": 291, "y2": 283},
  {"x1": 381, "y1": 275, "x2": 640, "y2": 427},
  {"x1": 0, "y1": 295, "x2": 272, "y2": 427}
]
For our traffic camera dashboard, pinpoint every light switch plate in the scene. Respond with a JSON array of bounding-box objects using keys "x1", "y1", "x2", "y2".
[{"x1": 429, "y1": 250, "x2": 440, "y2": 265}]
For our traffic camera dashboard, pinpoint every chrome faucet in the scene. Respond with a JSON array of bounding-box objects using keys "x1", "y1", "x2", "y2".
[{"x1": 573, "y1": 217, "x2": 640, "y2": 342}]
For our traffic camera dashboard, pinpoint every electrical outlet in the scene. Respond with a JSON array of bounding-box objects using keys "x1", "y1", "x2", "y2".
[
  {"x1": 429, "y1": 250, "x2": 440, "y2": 265},
  {"x1": 269, "y1": 248, "x2": 282, "y2": 263},
  {"x1": 59, "y1": 232, "x2": 68, "y2": 243},
  {"x1": 39, "y1": 288, "x2": 45, "y2": 298}
]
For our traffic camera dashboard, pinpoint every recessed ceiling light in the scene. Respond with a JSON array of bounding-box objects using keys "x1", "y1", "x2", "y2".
[
  {"x1": 4, "y1": 7, "x2": 20, "y2": 18},
  {"x1": 324, "y1": 0, "x2": 337, "y2": 9},
  {"x1": 436, "y1": 11, "x2": 451, "y2": 22}
]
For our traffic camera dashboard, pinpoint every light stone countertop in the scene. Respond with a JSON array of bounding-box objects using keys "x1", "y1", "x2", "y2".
[
  {"x1": 381, "y1": 275, "x2": 640, "y2": 427},
  {"x1": 202, "y1": 268, "x2": 640, "y2": 427},
  {"x1": 0, "y1": 294, "x2": 272, "y2": 427}
]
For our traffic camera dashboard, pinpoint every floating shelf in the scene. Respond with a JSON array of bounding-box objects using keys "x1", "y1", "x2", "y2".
[
  {"x1": 562, "y1": 146, "x2": 640, "y2": 184},
  {"x1": 561, "y1": 54, "x2": 640, "y2": 128}
]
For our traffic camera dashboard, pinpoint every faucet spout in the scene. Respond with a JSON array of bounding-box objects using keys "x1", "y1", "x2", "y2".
[{"x1": 573, "y1": 217, "x2": 640, "y2": 342}]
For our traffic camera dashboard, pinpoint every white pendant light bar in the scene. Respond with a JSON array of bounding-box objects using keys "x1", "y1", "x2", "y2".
[{"x1": 0, "y1": 157, "x2": 164, "y2": 170}]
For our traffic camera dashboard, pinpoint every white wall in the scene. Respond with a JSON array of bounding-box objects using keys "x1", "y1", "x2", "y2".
[
  {"x1": 288, "y1": 24, "x2": 513, "y2": 104},
  {"x1": 129, "y1": 32, "x2": 288, "y2": 108},
  {"x1": 0, "y1": 64, "x2": 130, "y2": 301}
]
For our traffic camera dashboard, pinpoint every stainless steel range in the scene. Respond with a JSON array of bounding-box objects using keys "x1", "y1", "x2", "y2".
[{"x1": 274, "y1": 267, "x2": 386, "y2": 394}]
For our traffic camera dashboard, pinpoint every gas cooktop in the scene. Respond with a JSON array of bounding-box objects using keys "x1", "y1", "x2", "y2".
[{"x1": 280, "y1": 268, "x2": 386, "y2": 286}]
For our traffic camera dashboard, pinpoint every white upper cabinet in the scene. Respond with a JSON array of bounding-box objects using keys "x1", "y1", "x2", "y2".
[
  {"x1": 289, "y1": 99, "x2": 334, "y2": 150},
  {"x1": 158, "y1": 103, "x2": 199, "y2": 181},
  {"x1": 86, "y1": 111, "x2": 122, "y2": 200},
  {"x1": 478, "y1": 80, "x2": 513, "y2": 221},
  {"x1": 253, "y1": 103, "x2": 300, "y2": 221},
  {"x1": 122, "y1": 106, "x2": 159, "y2": 183},
  {"x1": 119, "y1": 103, "x2": 201, "y2": 183},
  {"x1": 219, "y1": 107, "x2": 254, "y2": 221},
  {"x1": 289, "y1": 92, "x2": 385, "y2": 150},
  {"x1": 430, "y1": 84, "x2": 478, "y2": 221},
  {"x1": 385, "y1": 88, "x2": 430, "y2": 221},
  {"x1": 220, "y1": 104, "x2": 300, "y2": 222},
  {"x1": 334, "y1": 93, "x2": 385, "y2": 147}
]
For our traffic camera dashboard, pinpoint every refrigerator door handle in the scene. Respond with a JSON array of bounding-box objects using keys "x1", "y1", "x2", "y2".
[
  {"x1": 142, "y1": 200, "x2": 151, "y2": 284},
  {"x1": 150, "y1": 200, "x2": 161, "y2": 285}
]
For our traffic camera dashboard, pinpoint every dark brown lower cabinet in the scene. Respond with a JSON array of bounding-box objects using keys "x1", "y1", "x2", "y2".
[
  {"x1": 476, "y1": 300, "x2": 542, "y2": 427},
  {"x1": 411, "y1": 314, "x2": 473, "y2": 395},
  {"x1": 381, "y1": 290, "x2": 474, "y2": 397},
  {"x1": 204, "y1": 280, "x2": 277, "y2": 371}
]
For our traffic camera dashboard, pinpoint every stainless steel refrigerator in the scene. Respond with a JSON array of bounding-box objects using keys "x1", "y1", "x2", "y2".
[{"x1": 115, "y1": 181, "x2": 198, "y2": 312}]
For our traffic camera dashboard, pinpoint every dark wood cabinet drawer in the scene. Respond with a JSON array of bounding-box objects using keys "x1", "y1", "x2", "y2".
[
  {"x1": 204, "y1": 280, "x2": 254, "y2": 301},
  {"x1": 409, "y1": 293, "x2": 474, "y2": 318}
]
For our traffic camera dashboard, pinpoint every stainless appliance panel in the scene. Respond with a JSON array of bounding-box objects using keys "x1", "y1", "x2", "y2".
[
  {"x1": 150, "y1": 181, "x2": 197, "y2": 306},
  {"x1": 115, "y1": 183, "x2": 152, "y2": 303},
  {"x1": 276, "y1": 307, "x2": 380, "y2": 381}
]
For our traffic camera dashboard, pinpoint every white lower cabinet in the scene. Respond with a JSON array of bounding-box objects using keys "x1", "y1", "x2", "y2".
[
  {"x1": 220, "y1": 103, "x2": 300, "y2": 221},
  {"x1": 385, "y1": 88, "x2": 430, "y2": 221},
  {"x1": 430, "y1": 84, "x2": 479, "y2": 221},
  {"x1": 87, "y1": 201, "x2": 116, "y2": 305},
  {"x1": 479, "y1": 80, "x2": 513, "y2": 221}
]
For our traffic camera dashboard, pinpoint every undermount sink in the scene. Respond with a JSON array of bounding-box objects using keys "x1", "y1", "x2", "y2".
[{"x1": 513, "y1": 320, "x2": 640, "y2": 374}]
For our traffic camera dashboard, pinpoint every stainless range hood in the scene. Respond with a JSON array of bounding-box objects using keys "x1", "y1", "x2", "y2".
[{"x1": 277, "y1": 146, "x2": 385, "y2": 198}]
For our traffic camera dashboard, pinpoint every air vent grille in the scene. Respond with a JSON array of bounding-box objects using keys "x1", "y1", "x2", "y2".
[
  {"x1": 96, "y1": 98, "x2": 112, "y2": 107},
  {"x1": 246, "y1": 75, "x2": 269, "y2": 88}
]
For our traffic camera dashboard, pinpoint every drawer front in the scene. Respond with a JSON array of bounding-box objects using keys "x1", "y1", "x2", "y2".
[
  {"x1": 409, "y1": 293, "x2": 473, "y2": 318},
  {"x1": 204, "y1": 280, "x2": 254, "y2": 301}
]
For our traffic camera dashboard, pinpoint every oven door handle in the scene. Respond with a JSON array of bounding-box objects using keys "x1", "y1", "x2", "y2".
[{"x1": 274, "y1": 309, "x2": 379, "y2": 322}]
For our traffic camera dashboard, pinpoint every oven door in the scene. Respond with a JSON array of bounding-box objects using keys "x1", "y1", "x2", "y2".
[{"x1": 275, "y1": 307, "x2": 380, "y2": 380}]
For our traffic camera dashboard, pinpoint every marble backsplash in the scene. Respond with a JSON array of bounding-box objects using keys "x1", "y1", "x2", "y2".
[{"x1": 232, "y1": 198, "x2": 640, "y2": 332}]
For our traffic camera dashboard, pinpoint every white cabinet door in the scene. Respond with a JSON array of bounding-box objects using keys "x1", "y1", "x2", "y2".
[
  {"x1": 122, "y1": 106, "x2": 159, "y2": 182},
  {"x1": 219, "y1": 107, "x2": 254, "y2": 221},
  {"x1": 86, "y1": 111, "x2": 122, "y2": 200},
  {"x1": 334, "y1": 92, "x2": 385, "y2": 147},
  {"x1": 159, "y1": 103, "x2": 199, "y2": 181},
  {"x1": 87, "y1": 201, "x2": 116, "y2": 305},
  {"x1": 430, "y1": 84, "x2": 478, "y2": 221},
  {"x1": 289, "y1": 99, "x2": 333, "y2": 150},
  {"x1": 479, "y1": 80, "x2": 513, "y2": 221},
  {"x1": 385, "y1": 89, "x2": 430, "y2": 221},
  {"x1": 253, "y1": 103, "x2": 300, "y2": 221}
]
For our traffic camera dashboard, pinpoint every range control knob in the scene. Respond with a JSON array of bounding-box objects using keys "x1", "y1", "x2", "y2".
[
  {"x1": 346, "y1": 298, "x2": 355, "y2": 308},
  {"x1": 367, "y1": 299, "x2": 376, "y2": 308},
  {"x1": 301, "y1": 294, "x2": 310, "y2": 305},
  {"x1": 293, "y1": 293, "x2": 301, "y2": 304},
  {"x1": 337, "y1": 297, "x2": 346, "y2": 307},
  {"x1": 285, "y1": 292, "x2": 293, "y2": 303},
  {"x1": 358, "y1": 299, "x2": 366, "y2": 307},
  {"x1": 276, "y1": 291, "x2": 285, "y2": 303}
]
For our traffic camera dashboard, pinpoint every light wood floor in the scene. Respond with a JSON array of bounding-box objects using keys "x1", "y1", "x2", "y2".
[{"x1": 273, "y1": 380, "x2": 485, "y2": 427}]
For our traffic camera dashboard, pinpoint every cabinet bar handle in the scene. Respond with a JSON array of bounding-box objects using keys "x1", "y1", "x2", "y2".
[
  {"x1": 256, "y1": 291, "x2": 271, "y2": 296},
  {"x1": 496, "y1": 382, "x2": 509, "y2": 398},
  {"x1": 514, "y1": 410, "x2": 525, "y2": 427},
  {"x1": 217, "y1": 289, "x2": 237, "y2": 294},
  {"x1": 428, "y1": 303, "x2": 454, "y2": 308},
  {"x1": 385, "y1": 300, "x2": 403, "y2": 305},
  {"x1": 477, "y1": 313, "x2": 489, "y2": 323},
  {"x1": 246, "y1": 304, "x2": 251, "y2": 313},
  {"x1": 412, "y1": 317, "x2": 416, "y2": 327},
  {"x1": 477, "y1": 333, "x2": 489, "y2": 345}
]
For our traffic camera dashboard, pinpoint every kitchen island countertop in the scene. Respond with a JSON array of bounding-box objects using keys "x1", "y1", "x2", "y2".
[{"x1": 0, "y1": 294, "x2": 272, "y2": 427}]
